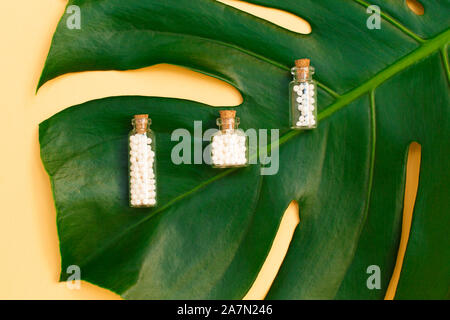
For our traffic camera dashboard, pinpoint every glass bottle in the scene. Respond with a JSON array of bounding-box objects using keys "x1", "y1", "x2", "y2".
[
  {"x1": 128, "y1": 114, "x2": 157, "y2": 208},
  {"x1": 211, "y1": 110, "x2": 249, "y2": 168},
  {"x1": 289, "y1": 59, "x2": 317, "y2": 129}
]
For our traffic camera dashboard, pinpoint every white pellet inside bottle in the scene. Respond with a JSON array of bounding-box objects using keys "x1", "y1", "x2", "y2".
[
  {"x1": 293, "y1": 82, "x2": 316, "y2": 128},
  {"x1": 211, "y1": 110, "x2": 248, "y2": 168},
  {"x1": 290, "y1": 58, "x2": 318, "y2": 129},
  {"x1": 129, "y1": 114, "x2": 156, "y2": 208}
]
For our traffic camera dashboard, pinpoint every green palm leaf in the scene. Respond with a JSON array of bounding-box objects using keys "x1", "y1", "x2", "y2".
[{"x1": 38, "y1": 0, "x2": 450, "y2": 299}]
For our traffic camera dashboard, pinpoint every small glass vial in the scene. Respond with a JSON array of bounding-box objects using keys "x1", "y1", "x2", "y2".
[
  {"x1": 129, "y1": 114, "x2": 157, "y2": 208},
  {"x1": 289, "y1": 58, "x2": 317, "y2": 129},
  {"x1": 211, "y1": 110, "x2": 248, "y2": 168}
]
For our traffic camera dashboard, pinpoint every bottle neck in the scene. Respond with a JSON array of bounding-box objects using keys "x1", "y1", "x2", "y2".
[
  {"x1": 132, "y1": 118, "x2": 150, "y2": 134},
  {"x1": 291, "y1": 66, "x2": 314, "y2": 82},
  {"x1": 217, "y1": 117, "x2": 240, "y2": 133}
]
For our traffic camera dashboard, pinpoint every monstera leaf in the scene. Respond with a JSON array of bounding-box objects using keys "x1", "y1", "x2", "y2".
[{"x1": 38, "y1": 0, "x2": 450, "y2": 299}]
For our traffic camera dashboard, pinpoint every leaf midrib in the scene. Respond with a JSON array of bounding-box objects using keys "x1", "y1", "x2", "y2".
[{"x1": 74, "y1": 28, "x2": 449, "y2": 274}]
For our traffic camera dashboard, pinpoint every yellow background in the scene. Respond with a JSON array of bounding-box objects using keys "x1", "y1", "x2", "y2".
[{"x1": 0, "y1": 0, "x2": 417, "y2": 299}]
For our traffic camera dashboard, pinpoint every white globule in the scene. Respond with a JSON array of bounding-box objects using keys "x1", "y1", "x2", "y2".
[
  {"x1": 211, "y1": 133, "x2": 247, "y2": 167},
  {"x1": 293, "y1": 82, "x2": 316, "y2": 128},
  {"x1": 129, "y1": 133, "x2": 156, "y2": 207}
]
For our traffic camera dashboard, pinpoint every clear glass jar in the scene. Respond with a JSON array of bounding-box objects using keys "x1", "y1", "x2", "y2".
[
  {"x1": 128, "y1": 114, "x2": 157, "y2": 208},
  {"x1": 289, "y1": 61, "x2": 317, "y2": 129},
  {"x1": 211, "y1": 111, "x2": 249, "y2": 168}
]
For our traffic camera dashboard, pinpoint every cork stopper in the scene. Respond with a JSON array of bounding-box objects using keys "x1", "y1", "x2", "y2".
[
  {"x1": 295, "y1": 59, "x2": 310, "y2": 68},
  {"x1": 219, "y1": 110, "x2": 236, "y2": 131},
  {"x1": 219, "y1": 110, "x2": 236, "y2": 119},
  {"x1": 134, "y1": 114, "x2": 149, "y2": 134},
  {"x1": 295, "y1": 58, "x2": 310, "y2": 79}
]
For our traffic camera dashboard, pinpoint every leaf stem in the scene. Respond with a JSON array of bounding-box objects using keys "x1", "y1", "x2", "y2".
[{"x1": 318, "y1": 29, "x2": 449, "y2": 121}]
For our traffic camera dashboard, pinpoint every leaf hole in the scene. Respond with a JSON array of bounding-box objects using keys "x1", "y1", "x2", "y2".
[
  {"x1": 216, "y1": 0, "x2": 312, "y2": 34},
  {"x1": 406, "y1": 0, "x2": 425, "y2": 15},
  {"x1": 35, "y1": 64, "x2": 243, "y2": 115},
  {"x1": 243, "y1": 201, "x2": 300, "y2": 300},
  {"x1": 385, "y1": 141, "x2": 421, "y2": 299}
]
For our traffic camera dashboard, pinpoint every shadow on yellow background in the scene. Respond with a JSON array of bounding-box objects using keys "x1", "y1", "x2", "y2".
[{"x1": 0, "y1": 0, "x2": 419, "y2": 299}]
